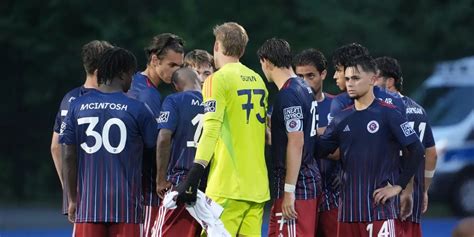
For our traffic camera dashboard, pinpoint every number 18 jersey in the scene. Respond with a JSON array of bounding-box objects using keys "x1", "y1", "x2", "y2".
[
  {"x1": 196, "y1": 62, "x2": 270, "y2": 203},
  {"x1": 59, "y1": 90, "x2": 157, "y2": 223}
]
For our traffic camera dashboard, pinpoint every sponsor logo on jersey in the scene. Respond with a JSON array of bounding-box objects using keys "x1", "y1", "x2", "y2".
[
  {"x1": 157, "y1": 111, "x2": 170, "y2": 123},
  {"x1": 384, "y1": 98, "x2": 393, "y2": 104},
  {"x1": 59, "y1": 122, "x2": 67, "y2": 135},
  {"x1": 400, "y1": 121, "x2": 416, "y2": 137},
  {"x1": 367, "y1": 120, "x2": 380, "y2": 133},
  {"x1": 204, "y1": 100, "x2": 216, "y2": 113},
  {"x1": 68, "y1": 96, "x2": 76, "y2": 103},
  {"x1": 286, "y1": 118, "x2": 302, "y2": 132},
  {"x1": 283, "y1": 106, "x2": 303, "y2": 121},
  {"x1": 343, "y1": 125, "x2": 351, "y2": 132}
]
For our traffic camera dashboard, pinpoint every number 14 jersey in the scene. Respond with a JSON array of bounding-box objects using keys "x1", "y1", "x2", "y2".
[{"x1": 59, "y1": 90, "x2": 157, "y2": 223}]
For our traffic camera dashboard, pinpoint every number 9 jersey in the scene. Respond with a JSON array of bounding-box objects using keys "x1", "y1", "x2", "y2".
[
  {"x1": 59, "y1": 89, "x2": 158, "y2": 223},
  {"x1": 196, "y1": 62, "x2": 270, "y2": 203}
]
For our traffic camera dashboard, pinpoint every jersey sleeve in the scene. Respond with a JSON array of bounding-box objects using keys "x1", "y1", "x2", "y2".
[
  {"x1": 393, "y1": 97, "x2": 407, "y2": 118},
  {"x1": 422, "y1": 118, "x2": 436, "y2": 148},
  {"x1": 58, "y1": 101, "x2": 77, "y2": 145},
  {"x1": 329, "y1": 95, "x2": 346, "y2": 116},
  {"x1": 138, "y1": 103, "x2": 159, "y2": 149},
  {"x1": 387, "y1": 109, "x2": 419, "y2": 147},
  {"x1": 53, "y1": 94, "x2": 71, "y2": 133},
  {"x1": 157, "y1": 96, "x2": 179, "y2": 132},
  {"x1": 279, "y1": 89, "x2": 305, "y2": 133},
  {"x1": 195, "y1": 74, "x2": 226, "y2": 163},
  {"x1": 138, "y1": 88, "x2": 162, "y2": 120}
]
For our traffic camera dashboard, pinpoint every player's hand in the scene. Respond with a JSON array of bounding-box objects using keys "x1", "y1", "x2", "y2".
[
  {"x1": 282, "y1": 192, "x2": 297, "y2": 220},
  {"x1": 422, "y1": 191, "x2": 429, "y2": 213},
  {"x1": 67, "y1": 201, "x2": 77, "y2": 223},
  {"x1": 156, "y1": 179, "x2": 172, "y2": 199},
  {"x1": 400, "y1": 190, "x2": 413, "y2": 220},
  {"x1": 175, "y1": 181, "x2": 197, "y2": 205},
  {"x1": 373, "y1": 183, "x2": 402, "y2": 205}
]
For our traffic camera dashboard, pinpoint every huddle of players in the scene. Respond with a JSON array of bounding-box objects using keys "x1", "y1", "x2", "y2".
[{"x1": 52, "y1": 21, "x2": 437, "y2": 237}]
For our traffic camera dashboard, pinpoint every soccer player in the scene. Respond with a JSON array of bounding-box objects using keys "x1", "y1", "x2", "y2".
[
  {"x1": 294, "y1": 48, "x2": 340, "y2": 237},
  {"x1": 51, "y1": 40, "x2": 113, "y2": 215},
  {"x1": 329, "y1": 43, "x2": 406, "y2": 117},
  {"x1": 60, "y1": 47, "x2": 158, "y2": 237},
  {"x1": 316, "y1": 55, "x2": 425, "y2": 237},
  {"x1": 375, "y1": 56, "x2": 438, "y2": 237},
  {"x1": 127, "y1": 33, "x2": 184, "y2": 237},
  {"x1": 259, "y1": 38, "x2": 321, "y2": 236},
  {"x1": 174, "y1": 22, "x2": 270, "y2": 237},
  {"x1": 184, "y1": 49, "x2": 214, "y2": 85},
  {"x1": 152, "y1": 68, "x2": 203, "y2": 236}
]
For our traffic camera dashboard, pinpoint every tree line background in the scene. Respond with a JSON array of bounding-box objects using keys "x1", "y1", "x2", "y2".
[{"x1": 1, "y1": 0, "x2": 473, "y2": 204}]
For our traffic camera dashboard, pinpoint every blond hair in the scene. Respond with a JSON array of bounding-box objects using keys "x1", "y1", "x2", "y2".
[{"x1": 213, "y1": 22, "x2": 249, "y2": 58}]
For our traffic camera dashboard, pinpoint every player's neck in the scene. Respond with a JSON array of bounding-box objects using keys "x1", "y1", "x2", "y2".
[
  {"x1": 98, "y1": 80, "x2": 124, "y2": 93},
  {"x1": 274, "y1": 68, "x2": 297, "y2": 90},
  {"x1": 354, "y1": 90, "x2": 375, "y2": 111},
  {"x1": 314, "y1": 90, "x2": 324, "y2": 102},
  {"x1": 217, "y1": 56, "x2": 239, "y2": 69},
  {"x1": 142, "y1": 66, "x2": 161, "y2": 88},
  {"x1": 84, "y1": 74, "x2": 98, "y2": 89}
]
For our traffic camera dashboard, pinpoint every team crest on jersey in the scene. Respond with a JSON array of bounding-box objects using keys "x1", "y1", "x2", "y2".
[
  {"x1": 286, "y1": 119, "x2": 302, "y2": 132},
  {"x1": 367, "y1": 120, "x2": 379, "y2": 133},
  {"x1": 283, "y1": 106, "x2": 303, "y2": 121},
  {"x1": 157, "y1": 111, "x2": 170, "y2": 123},
  {"x1": 204, "y1": 100, "x2": 216, "y2": 113},
  {"x1": 400, "y1": 121, "x2": 416, "y2": 137}
]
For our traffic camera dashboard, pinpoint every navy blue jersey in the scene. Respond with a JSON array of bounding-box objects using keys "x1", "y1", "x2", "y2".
[
  {"x1": 316, "y1": 93, "x2": 341, "y2": 212},
  {"x1": 127, "y1": 72, "x2": 162, "y2": 206},
  {"x1": 318, "y1": 99, "x2": 419, "y2": 222},
  {"x1": 329, "y1": 86, "x2": 406, "y2": 119},
  {"x1": 157, "y1": 90, "x2": 204, "y2": 185},
  {"x1": 53, "y1": 86, "x2": 92, "y2": 214},
  {"x1": 271, "y1": 77, "x2": 321, "y2": 200},
  {"x1": 59, "y1": 90, "x2": 157, "y2": 223},
  {"x1": 54, "y1": 86, "x2": 92, "y2": 133},
  {"x1": 402, "y1": 96, "x2": 435, "y2": 223}
]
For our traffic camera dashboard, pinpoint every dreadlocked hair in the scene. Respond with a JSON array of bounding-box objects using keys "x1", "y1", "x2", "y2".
[{"x1": 97, "y1": 47, "x2": 137, "y2": 85}]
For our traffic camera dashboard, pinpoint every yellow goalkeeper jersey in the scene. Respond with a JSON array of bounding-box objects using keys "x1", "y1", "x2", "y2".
[{"x1": 195, "y1": 62, "x2": 270, "y2": 203}]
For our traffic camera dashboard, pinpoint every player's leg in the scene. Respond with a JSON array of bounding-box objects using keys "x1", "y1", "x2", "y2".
[
  {"x1": 268, "y1": 198, "x2": 318, "y2": 237},
  {"x1": 151, "y1": 202, "x2": 200, "y2": 237},
  {"x1": 317, "y1": 208, "x2": 338, "y2": 237},
  {"x1": 108, "y1": 222, "x2": 140, "y2": 237},
  {"x1": 73, "y1": 223, "x2": 107, "y2": 237},
  {"x1": 238, "y1": 201, "x2": 265, "y2": 237},
  {"x1": 208, "y1": 196, "x2": 249, "y2": 236}
]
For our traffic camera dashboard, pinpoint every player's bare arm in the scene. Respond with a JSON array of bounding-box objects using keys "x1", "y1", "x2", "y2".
[
  {"x1": 423, "y1": 145, "x2": 437, "y2": 213},
  {"x1": 282, "y1": 131, "x2": 304, "y2": 219},
  {"x1": 155, "y1": 129, "x2": 173, "y2": 199},
  {"x1": 62, "y1": 144, "x2": 77, "y2": 223},
  {"x1": 51, "y1": 132, "x2": 63, "y2": 186}
]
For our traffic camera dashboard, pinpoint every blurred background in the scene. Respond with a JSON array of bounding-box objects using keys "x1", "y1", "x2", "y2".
[{"x1": 1, "y1": 0, "x2": 473, "y2": 236}]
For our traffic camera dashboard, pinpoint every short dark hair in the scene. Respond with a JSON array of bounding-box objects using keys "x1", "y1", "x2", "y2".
[
  {"x1": 145, "y1": 33, "x2": 184, "y2": 63},
  {"x1": 97, "y1": 47, "x2": 137, "y2": 85},
  {"x1": 374, "y1": 56, "x2": 403, "y2": 92},
  {"x1": 184, "y1": 49, "x2": 214, "y2": 68},
  {"x1": 257, "y1": 38, "x2": 292, "y2": 68},
  {"x1": 293, "y1": 48, "x2": 327, "y2": 73},
  {"x1": 332, "y1": 43, "x2": 369, "y2": 69},
  {"x1": 81, "y1": 40, "x2": 114, "y2": 75},
  {"x1": 345, "y1": 55, "x2": 377, "y2": 74}
]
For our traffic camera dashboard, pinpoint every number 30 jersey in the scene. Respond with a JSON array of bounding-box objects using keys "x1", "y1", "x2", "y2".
[
  {"x1": 196, "y1": 62, "x2": 270, "y2": 203},
  {"x1": 157, "y1": 90, "x2": 204, "y2": 186},
  {"x1": 59, "y1": 90, "x2": 157, "y2": 223}
]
